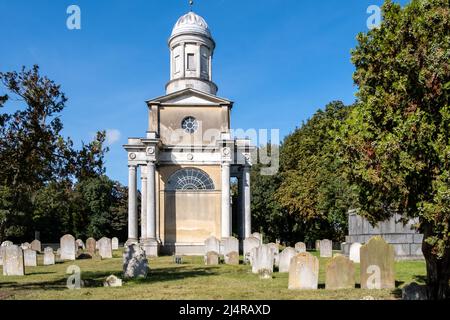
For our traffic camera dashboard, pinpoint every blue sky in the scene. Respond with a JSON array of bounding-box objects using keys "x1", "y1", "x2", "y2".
[{"x1": 0, "y1": 0, "x2": 408, "y2": 184}]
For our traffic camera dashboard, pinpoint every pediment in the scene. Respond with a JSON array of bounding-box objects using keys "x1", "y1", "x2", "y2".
[{"x1": 147, "y1": 88, "x2": 233, "y2": 106}]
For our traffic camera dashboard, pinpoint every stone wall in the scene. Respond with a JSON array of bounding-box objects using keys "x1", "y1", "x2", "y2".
[{"x1": 342, "y1": 210, "x2": 423, "y2": 260}]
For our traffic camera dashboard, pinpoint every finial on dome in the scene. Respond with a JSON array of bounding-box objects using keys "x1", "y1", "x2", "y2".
[{"x1": 189, "y1": 0, "x2": 194, "y2": 12}]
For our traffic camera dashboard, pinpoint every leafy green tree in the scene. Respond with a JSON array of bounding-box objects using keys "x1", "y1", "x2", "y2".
[{"x1": 340, "y1": 0, "x2": 450, "y2": 299}]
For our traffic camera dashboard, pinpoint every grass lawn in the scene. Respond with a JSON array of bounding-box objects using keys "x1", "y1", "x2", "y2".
[{"x1": 0, "y1": 250, "x2": 426, "y2": 300}]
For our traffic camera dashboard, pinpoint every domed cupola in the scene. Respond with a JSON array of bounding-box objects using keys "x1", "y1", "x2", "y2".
[{"x1": 166, "y1": 11, "x2": 218, "y2": 95}]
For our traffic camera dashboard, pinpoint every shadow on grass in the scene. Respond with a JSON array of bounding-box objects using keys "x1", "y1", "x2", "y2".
[
  {"x1": 0, "y1": 278, "x2": 68, "y2": 291},
  {"x1": 128, "y1": 265, "x2": 220, "y2": 284}
]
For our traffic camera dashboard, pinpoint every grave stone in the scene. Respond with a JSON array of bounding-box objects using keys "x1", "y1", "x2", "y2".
[
  {"x1": 252, "y1": 244, "x2": 274, "y2": 279},
  {"x1": 360, "y1": 236, "x2": 395, "y2": 289},
  {"x1": 225, "y1": 251, "x2": 239, "y2": 265},
  {"x1": 24, "y1": 249, "x2": 37, "y2": 267},
  {"x1": 2, "y1": 245, "x2": 25, "y2": 276},
  {"x1": 112, "y1": 237, "x2": 119, "y2": 250},
  {"x1": 86, "y1": 237, "x2": 96, "y2": 255},
  {"x1": 295, "y1": 242, "x2": 306, "y2": 254},
  {"x1": 268, "y1": 243, "x2": 280, "y2": 267},
  {"x1": 288, "y1": 252, "x2": 319, "y2": 290},
  {"x1": 205, "y1": 251, "x2": 219, "y2": 265},
  {"x1": 320, "y1": 239, "x2": 333, "y2": 258},
  {"x1": 123, "y1": 244, "x2": 148, "y2": 279},
  {"x1": 98, "y1": 237, "x2": 113, "y2": 259},
  {"x1": 76, "y1": 239, "x2": 85, "y2": 250},
  {"x1": 243, "y1": 237, "x2": 260, "y2": 263},
  {"x1": 279, "y1": 247, "x2": 296, "y2": 273},
  {"x1": 60, "y1": 234, "x2": 76, "y2": 261},
  {"x1": 325, "y1": 255, "x2": 355, "y2": 290},
  {"x1": 30, "y1": 239, "x2": 41, "y2": 253},
  {"x1": 43, "y1": 247, "x2": 55, "y2": 265},
  {"x1": 349, "y1": 242, "x2": 362, "y2": 263},
  {"x1": 204, "y1": 236, "x2": 220, "y2": 255}
]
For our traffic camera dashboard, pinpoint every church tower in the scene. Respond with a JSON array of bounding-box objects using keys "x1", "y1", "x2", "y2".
[{"x1": 124, "y1": 10, "x2": 254, "y2": 256}]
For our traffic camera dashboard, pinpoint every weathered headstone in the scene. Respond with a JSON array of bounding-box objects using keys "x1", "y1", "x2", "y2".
[
  {"x1": 349, "y1": 242, "x2": 362, "y2": 263},
  {"x1": 221, "y1": 236, "x2": 238, "y2": 256},
  {"x1": 288, "y1": 252, "x2": 319, "y2": 290},
  {"x1": 98, "y1": 237, "x2": 113, "y2": 259},
  {"x1": 205, "y1": 251, "x2": 219, "y2": 265},
  {"x1": 104, "y1": 275, "x2": 123, "y2": 287},
  {"x1": 279, "y1": 247, "x2": 296, "y2": 273},
  {"x1": 268, "y1": 243, "x2": 280, "y2": 267},
  {"x1": 2, "y1": 245, "x2": 25, "y2": 276},
  {"x1": 251, "y1": 232, "x2": 263, "y2": 244},
  {"x1": 21, "y1": 242, "x2": 31, "y2": 250},
  {"x1": 1, "y1": 240, "x2": 13, "y2": 246},
  {"x1": 244, "y1": 237, "x2": 260, "y2": 263},
  {"x1": 225, "y1": 251, "x2": 239, "y2": 265},
  {"x1": 43, "y1": 247, "x2": 55, "y2": 265},
  {"x1": 112, "y1": 237, "x2": 119, "y2": 250},
  {"x1": 252, "y1": 244, "x2": 274, "y2": 279},
  {"x1": 325, "y1": 255, "x2": 355, "y2": 290},
  {"x1": 360, "y1": 236, "x2": 395, "y2": 289},
  {"x1": 320, "y1": 239, "x2": 333, "y2": 258},
  {"x1": 60, "y1": 234, "x2": 76, "y2": 261},
  {"x1": 86, "y1": 237, "x2": 96, "y2": 255},
  {"x1": 24, "y1": 249, "x2": 38, "y2": 267},
  {"x1": 295, "y1": 242, "x2": 306, "y2": 253},
  {"x1": 204, "y1": 236, "x2": 220, "y2": 255},
  {"x1": 0, "y1": 241, "x2": 13, "y2": 266},
  {"x1": 315, "y1": 240, "x2": 320, "y2": 250},
  {"x1": 30, "y1": 239, "x2": 41, "y2": 253},
  {"x1": 76, "y1": 239, "x2": 85, "y2": 250},
  {"x1": 123, "y1": 244, "x2": 148, "y2": 279}
]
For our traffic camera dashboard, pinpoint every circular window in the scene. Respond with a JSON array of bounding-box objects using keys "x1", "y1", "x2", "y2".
[{"x1": 181, "y1": 116, "x2": 199, "y2": 134}]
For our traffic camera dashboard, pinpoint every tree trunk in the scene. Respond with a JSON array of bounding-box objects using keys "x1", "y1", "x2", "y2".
[{"x1": 422, "y1": 224, "x2": 450, "y2": 300}]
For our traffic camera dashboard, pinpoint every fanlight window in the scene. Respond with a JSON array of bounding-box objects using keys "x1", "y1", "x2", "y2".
[{"x1": 168, "y1": 168, "x2": 215, "y2": 191}]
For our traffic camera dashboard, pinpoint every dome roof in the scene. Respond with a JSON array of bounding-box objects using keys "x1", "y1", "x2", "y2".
[{"x1": 171, "y1": 12, "x2": 212, "y2": 39}]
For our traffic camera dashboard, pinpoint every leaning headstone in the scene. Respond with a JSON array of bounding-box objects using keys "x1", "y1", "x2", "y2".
[
  {"x1": 2, "y1": 245, "x2": 25, "y2": 276},
  {"x1": 244, "y1": 237, "x2": 260, "y2": 263},
  {"x1": 123, "y1": 244, "x2": 148, "y2": 279},
  {"x1": 252, "y1": 244, "x2": 274, "y2": 279},
  {"x1": 204, "y1": 236, "x2": 220, "y2": 255},
  {"x1": 268, "y1": 243, "x2": 280, "y2": 267},
  {"x1": 205, "y1": 251, "x2": 219, "y2": 266},
  {"x1": 86, "y1": 237, "x2": 96, "y2": 255},
  {"x1": 112, "y1": 237, "x2": 119, "y2": 250},
  {"x1": 402, "y1": 282, "x2": 428, "y2": 300},
  {"x1": 60, "y1": 234, "x2": 76, "y2": 261},
  {"x1": 325, "y1": 255, "x2": 355, "y2": 290},
  {"x1": 76, "y1": 239, "x2": 85, "y2": 250},
  {"x1": 279, "y1": 247, "x2": 296, "y2": 273},
  {"x1": 360, "y1": 236, "x2": 395, "y2": 289},
  {"x1": 43, "y1": 247, "x2": 55, "y2": 265},
  {"x1": 30, "y1": 239, "x2": 41, "y2": 253},
  {"x1": 349, "y1": 242, "x2": 362, "y2": 263},
  {"x1": 21, "y1": 242, "x2": 31, "y2": 250},
  {"x1": 24, "y1": 249, "x2": 38, "y2": 267},
  {"x1": 251, "y1": 232, "x2": 263, "y2": 244},
  {"x1": 295, "y1": 242, "x2": 306, "y2": 253},
  {"x1": 315, "y1": 240, "x2": 320, "y2": 250},
  {"x1": 104, "y1": 275, "x2": 123, "y2": 287},
  {"x1": 225, "y1": 251, "x2": 239, "y2": 265},
  {"x1": 320, "y1": 239, "x2": 333, "y2": 258},
  {"x1": 288, "y1": 252, "x2": 319, "y2": 290},
  {"x1": 98, "y1": 237, "x2": 113, "y2": 259}
]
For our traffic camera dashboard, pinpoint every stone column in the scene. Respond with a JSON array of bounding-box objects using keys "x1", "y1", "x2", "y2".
[
  {"x1": 243, "y1": 165, "x2": 251, "y2": 238},
  {"x1": 127, "y1": 165, "x2": 138, "y2": 243},
  {"x1": 221, "y1": 163, "x2": 231, "y2": 238},
  {"x1": 140, "y1": 166, "x2": 148, "y2": 242},
  {"x1": 144, "y1": 161, "x2": 158, "y2": 257}
]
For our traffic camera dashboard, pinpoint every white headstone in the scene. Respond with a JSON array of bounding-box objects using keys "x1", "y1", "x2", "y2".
[
  {"x1": 288, "y1": 252, "x2": 319, "y2": 290},
  {"x1": 251, "y1": 232, "x2": 263, "y2": 244},
  {"x1": 76, "y1": 239, "x2": 85, "y2": 250},
  {"x1": 320, "y1": 239, "x2": 333, "y2": 258},
  {"x1": 204, "y1": 236, "x2": 220, "y2": 255},
  {"x1": 252, "y1": 244, "x2": 274, "y2": 279},
  {"x1": 2, "y1": 245, "x2": 25, "y2": 276},
  {"x1": 221, "y1": 237, "x2": 239, "y2": 264},
  {"x1": 98, "y1": 237, "x2": 113, "y2": 259},
  {"x1": 295, "y1": 242, "x2": 306, "y2": 253},
  {"x1": 24, "y1": 249, "x2": 37, "y2": 267},
  {"x1": 60, "y1": 234, "x2": 76, "y2": 260},
  {"x1": 21, "y1": 242, "x2": 31, "y2": 250},
  {"x1": 268, "y1": 243, "x2": 280, "y2": 267},
  {"x1": 112, "y1": 237, "x2": 119, "y2": 250},
  {"x1": 279, "y1": 247, "x2": 296, "y2": 273},
  {"x1": 43, "y1": 247, "x2": 55, "y2": 265},
  {"x1": 30, "y1": 239, "x2": 41, "y2": 253},
  {"x1": 349, "y1": 242, "x2": 362, "y2": 263},
  {"x1": 244, "y1": 237, "x2": 260, "y2": 263}
]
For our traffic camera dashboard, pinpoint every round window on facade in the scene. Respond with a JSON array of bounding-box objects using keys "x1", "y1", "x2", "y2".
[{"x1": 181, "y1": 116, "x2": 199, "y2": 134}]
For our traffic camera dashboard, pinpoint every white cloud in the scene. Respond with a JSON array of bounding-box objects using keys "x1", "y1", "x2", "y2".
[{"x1": 105, "y1": 129, "x2": 121, "y2": 146}]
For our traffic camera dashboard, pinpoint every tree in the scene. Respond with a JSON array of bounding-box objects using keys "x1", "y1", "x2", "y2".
[{"x1": 340, "y1": 0, "x2": 450, "y2": 299}]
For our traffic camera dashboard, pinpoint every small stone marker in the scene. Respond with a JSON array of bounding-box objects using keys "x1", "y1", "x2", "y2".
[
  {"x1": 360, "y1": 236, "x2": 395, "y2": 289},
  {"x1": 225, "y1": 251, "x2": 239, "y2": 265},
  {"x1": 279, "y1": 247, "x2": 296, "y2": 273},
  {"x1": 243, "y1": 237, "x2": 260, "y2": 263},
  {"x1": 268, "y1": 243, "x2": 279, "y2": 267},
  {"x1": 30, "y1": 239, "x2": 41, "y2": 253},
  {"x1": 104, "y1": 275, "x2": 123, "y2": 287},
  {"x1": 2, "y1": 245, "x2": 25, "y2": 276},
  {"x1": 205, "y1": 251, "x2": 219, "y2": 265},
  {"x1": 320, "y1": 239, "x2": 333, "y2": 258},
  {"x1": 252, "y1": 244, "x2": 274, "y2": 279},
  {"x1": 204, "y1": 236, "x2": 220, "y2": 255},
  {"x1": 295, "y1": 242, "x2": 306, "y2": 253},
  {"x1": 43, "y1": 247, "x2": 55, "y2": 265},
  {"x1": 98, "y1": 237, "x2": 113, "y2": 259},
  {"x1": 86, "y1": 237, "x2": 96, "y2": 255},
  {"x1": 325, "y1": 255, "x2": 355, "y2": 290},
  {"x1": 60, "y1": 234, "x2": 76, "y2": 261},
  {"x1": 349, "y1": 242, "x2": 362, "y2": 263},
  {"x1": 112, "y1": 237, "x2": 119, "y2": 250},
  {"x1": 24, "y1": 249, "x2": 37, "y2": 267},
  {"x1": 76, "y1": 239, "x2": 85, "y2": 250},
  {"x1": 123, "y1": 244, "x2": 148, "y2": 279},
  {"x1": 288, "y1": 252, "x2": 319, "y2": 290}
]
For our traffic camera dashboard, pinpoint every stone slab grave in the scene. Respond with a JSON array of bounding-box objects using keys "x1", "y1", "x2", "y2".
[
  {"x1": 360, "y1": 236, "x2": 395, "y2": 289},
  {"x1": 112, "y1": 237, "x2": 119, "y2": 250},
  {"x1": 43, "y1": 247, "x2": 55, "y2": 265},
  {"x1": 86, "y1": 237, "x2": 96, "y2": 255},
  {"x1": 288, "y1": 252, "x2": 319, "y2": 290},
  {"x1": 221, "y1": 237, "x2": 239, "y2": 264},
  {"x1": 295, "y1": 242, "x2": 306, "y2": 253},
  {"x1": 325, "y1": 255, "x2": 355, "y2": 290},
  {"x1": 30, "y1": 239, "x2": 41, "y2": 253},
  {"x1": 98, "y1": 237, "x2": 113, "y2": 259},
  {"x1": 76, "y1": 239, "x2": 85, "y2": 250},
  {"x1": 205, "y1": 251, "x2": 219, "y2": 265},
  {"x1": 252, "y1": 244, "x2": 274, "y2": 279},
  {"x1": 243, "y1": 237, "x2": 260, "y2": 263},
  {"x1": 204, "y1": 236, "x2": 220, "y2": 255},
  {"x1": 60, "y1": 234, "x2": 77, "y2": 261},
  {"x1": 123, "y1": 244, "x2": 148, "y2": 279},
  {"x1": 0, "y1": 240, "x2": 13, "y2": 266},
  {"x1": 24, "y1": 249, "x2": 38, "y2": 267},
  {"x1": 278, "y1": 247, "x2": 296, "y2": 273},
  {"x1": 320, "y1": 239, "x2": 333, "y2": 258},
  {"x1": 268, "y1": 243, "x2": 280, "y2": 267},
  {"x1": 2, "y1": 245, "x2": 25, "y2": 276},
  {"x1": 349, "y1": 242, "x2": 362, "y2": 263}
]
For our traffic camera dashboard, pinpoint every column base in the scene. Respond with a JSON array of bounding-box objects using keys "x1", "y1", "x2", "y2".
[
  {"x1": 142, "y1": 239, "x2": 159, "y2": 257},
  {"x1": 125, "y1": 238, "x2": 139, "y2": 247}
]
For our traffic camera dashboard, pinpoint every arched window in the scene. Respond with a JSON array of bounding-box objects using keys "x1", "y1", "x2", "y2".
[{"x1": 167, "y1": 168, "x2": 215, "y2": 191}]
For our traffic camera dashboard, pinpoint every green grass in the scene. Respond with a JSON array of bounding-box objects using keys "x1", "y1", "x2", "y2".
[{"x1": 0, "y1": 250, "x2": 426, "y2": 300}]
